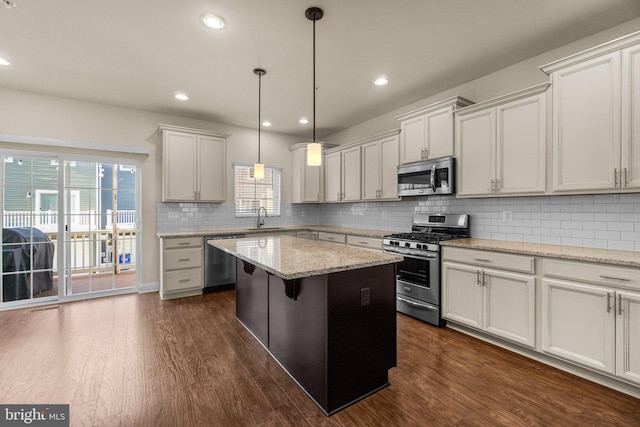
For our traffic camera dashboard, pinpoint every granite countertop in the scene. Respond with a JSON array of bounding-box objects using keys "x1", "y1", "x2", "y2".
[
  {"x1": 157, "y1": 225, "x2": 392, "y2": 239},
  {"x1": 442, "y1": 238, "x2": 640, "y2": 268},
  {"x1": 210, "y1": 235, "x2": 403, "y2": 280}
]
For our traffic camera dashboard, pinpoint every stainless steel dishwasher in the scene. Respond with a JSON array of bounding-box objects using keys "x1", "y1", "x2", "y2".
[{"x1": 204, "y1": 234, "x2": 245, "y2": 292}]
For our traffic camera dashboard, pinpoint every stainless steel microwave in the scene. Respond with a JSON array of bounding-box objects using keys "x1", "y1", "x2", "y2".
[{"x1": 397, "y1": 156, "x2": 455, "y2": 196}]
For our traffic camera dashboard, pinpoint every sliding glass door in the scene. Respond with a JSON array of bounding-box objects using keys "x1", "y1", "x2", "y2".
[{"x1": 1, "y1": 153, "x2": 138, "y2": 307}]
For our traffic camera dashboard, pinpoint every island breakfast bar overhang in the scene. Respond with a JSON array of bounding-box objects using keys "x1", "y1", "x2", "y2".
[{"x1": 210, "y1": 235, "x2": 403, "y2": 415}]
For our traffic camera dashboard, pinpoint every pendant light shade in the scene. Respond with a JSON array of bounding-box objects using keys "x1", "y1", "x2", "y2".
[
  {"x1": 307, "y1": 142, "x2": 322, "y2": 166},
  {"x1": 306, "y1": 6, "x2": 324, "y2": 166},
  {"x1": 253, "y1": 68, "x2": 266, "y2": 179}
]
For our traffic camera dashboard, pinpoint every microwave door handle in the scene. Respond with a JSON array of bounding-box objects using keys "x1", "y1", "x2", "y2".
[{"x1": 430, "y1": 164, "x2": 436, "y2": 193}]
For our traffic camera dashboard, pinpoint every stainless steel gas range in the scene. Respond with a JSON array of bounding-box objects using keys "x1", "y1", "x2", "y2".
[{"x1": 383, "y1": 213, "x2": 470, "y2": 326}]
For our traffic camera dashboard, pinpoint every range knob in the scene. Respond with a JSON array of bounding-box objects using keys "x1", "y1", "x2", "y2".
[
  {"x1": 404, "y1": 242, "x2": 410, "y2": 248},
  {"x1": 416, "y1": 244, "x2": 422, "y2": 249}
]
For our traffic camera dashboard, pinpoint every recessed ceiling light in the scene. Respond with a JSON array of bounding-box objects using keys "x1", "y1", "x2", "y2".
[
  {"x1": 262, "y1": 121, "x2": 272, "y2": 127},
  {"x1": 174, "y1": 92, "x2": 189, "y2": 101},
  {"x1": 298, "y1": 118, "x2": 309, "y2": 124},
  {"x1": 374, "y1": 76, "x2": 388, "y2": 86},
  {"x1": 201, "y1": 13, "x2": 226, "y2": 30},
  {"x1": 0, "y1": 57, "x2": 10, "y2": 66}
]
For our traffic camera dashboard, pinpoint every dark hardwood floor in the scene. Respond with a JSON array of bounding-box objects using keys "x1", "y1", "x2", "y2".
[{"x1": 1, "y1": 290, "x2": 639, "y2": 426}]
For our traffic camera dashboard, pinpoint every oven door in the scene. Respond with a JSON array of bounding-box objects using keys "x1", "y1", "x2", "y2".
[{"x1": 395, "y1": 251, "x2": 440, "y2": 305}]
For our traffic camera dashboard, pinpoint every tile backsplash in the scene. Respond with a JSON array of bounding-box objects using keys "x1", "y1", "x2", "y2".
[{"x1": 157, "y1": 193, "x2": 640, "y2": 251}]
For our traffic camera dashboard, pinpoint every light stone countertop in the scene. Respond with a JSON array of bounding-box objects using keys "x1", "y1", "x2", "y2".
[
  {"x1": 209, "y1": 235, "x2": 403, "y2": 280},
  {"x1": 156, "y1": 225, "x2": 393, "y2": 239},
  {"x1": 442, "y1": 238, "x2": 640, "y2": 268}
]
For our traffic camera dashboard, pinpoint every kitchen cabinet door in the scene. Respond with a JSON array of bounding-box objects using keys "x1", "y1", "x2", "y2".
[
  {"x1": 483, "y1": 268, "x2": 536, "y2": 348},
  {"x1": 426, "y1": 106, "x2": 455, "y2": 160},
  {"x1": 379, "y1": 135, "x2": 399, "y2": 199},
  {"x1": 455, "y1": 109, "x2": 495, "y2": 196},
  {"x1": 497, "y1": 93, "x2": 546, "y2": 195},
  {"x1": 442, "y1": 261, "x2": 483, "y2": 329},
  {"x1": 198, "y1": 135, "x2": 226, "y2": 201},
  {"x1": 399, "y1": 115, "x2": 425, "y2": 164},
  {"x1": 163, "y1": 132, "x2": 198, "y2": 201},
  {"x1": 616, "y1": 290, "x2": 640, "y2": 385},
  {"x1": 361, "y1": 135, "x2": 400, "y2": 201},
  {"x1": 342, "y1": 146, "x2": 361, "y2": 202},
  {"x1": 551, "y1": 52, "x2": 621, "y2": 192},
  {"x1": 325, "y1": 151, "x2": 342, "y2": 202},
  {"x1": 542, "y1": 278, "x2": 615, "y2": 374},
  {"x1": 361, "y1": 141, "x2": 380, "y2": 200},
  {"x1": 622, "y1": 44, "x2": 640, "y2": 190}
]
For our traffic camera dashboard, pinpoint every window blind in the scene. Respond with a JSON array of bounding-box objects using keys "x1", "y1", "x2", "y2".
[{"x1": 234, "y1": 162, "x2": 281, "y2": 217}]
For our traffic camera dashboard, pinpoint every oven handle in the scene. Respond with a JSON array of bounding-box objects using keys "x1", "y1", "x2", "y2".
[
  {"x1": 384, "y1": 248, "x2": 438, "y2": 259},
  {"x1": 397, "y1": 297, "x2": 437, "y2": 311},
  {"x1": 397, "y1": 278, "x2": 430, "y2": 291}
]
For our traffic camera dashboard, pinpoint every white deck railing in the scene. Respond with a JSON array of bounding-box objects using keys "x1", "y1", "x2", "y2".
[{"x1": 3, "y1": 210, "x2": 137, "y2": 270}]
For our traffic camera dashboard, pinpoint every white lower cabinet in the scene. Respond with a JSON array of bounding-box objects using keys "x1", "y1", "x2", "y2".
[
  {"x1": 617, "y1": 290, "x2": 640, "y2": 384},
  {"x1": 541, "y1": 278, "x2": 616, "y2": 374},
  {"x1": 160, "y1": 237, "x2": 204, "y2": 300},
  {"x1": 542, "y1": 258, "x2": 640, "y2": 385},
  {"x1": 442, "y1": 248, "x2": 536, "y2": 348}
]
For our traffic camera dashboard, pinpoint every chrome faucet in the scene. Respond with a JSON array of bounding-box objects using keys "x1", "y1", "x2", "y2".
[{"x1": 257, "y1": 206, "x2": 268, "y2": 229}]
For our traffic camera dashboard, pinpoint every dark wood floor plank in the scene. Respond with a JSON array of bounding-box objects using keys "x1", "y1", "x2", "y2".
[{"x1": 0, "y1": 290, "x2": 639, "y2": 427}]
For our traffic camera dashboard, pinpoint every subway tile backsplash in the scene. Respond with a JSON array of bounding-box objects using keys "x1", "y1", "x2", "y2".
[{"x1": 156, "y1": 193, "x2": 640, "y2": 251}]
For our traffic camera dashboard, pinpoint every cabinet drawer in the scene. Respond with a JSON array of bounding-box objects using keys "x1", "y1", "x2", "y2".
[
  {"x1": 347, "y1": 235, "x2": 382, "y2": 251},
  {"x1": 164, "y1": 267, "x2": 203, "y2": 293},
  {"x1": 542, "y1": 258, "x2": 640, "y2": 291},
  {"x1": 164, "y1": 247, "x2": 202, "y2": 270},
  {"x1": 442, "y1": 247, "x2": 535, "y2": 274},
  {"x1": 317, "y1": 232, "x2": 346, "y2": 244},
  {"x1": 164, "y1": 237, "x2": 202, "y2": 250}
]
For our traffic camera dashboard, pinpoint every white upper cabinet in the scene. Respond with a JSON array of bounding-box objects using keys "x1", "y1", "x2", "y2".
[
  {"x1": 160, "y1": 124, "x2": 227, "y2": 202},
  {"x1": 290, "y1": 143, "x2": 336, "y2": 203},
  {"x1": 455, "y1": 84, "x2": 548, "y2": 197},
  {"x1": 361, "y1": 130, "x2": 400, "y2": 201},
  {"x1": 622, "y1": 43, "x2": 640, "y2": 189},
  {"x1": 540, "y1": 32, "x2": 640, "y2": 194},
  {"x1": 325, "y1": 130, "x2": 399, "y2": 203},
  {"x1": 396, "y1": 96, "x2": 473, "y2": 165}
]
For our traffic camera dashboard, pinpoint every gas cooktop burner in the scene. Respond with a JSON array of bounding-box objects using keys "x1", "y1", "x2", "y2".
[{"x1": 387, "y1": 231, "x2": 460, "y2": 244}]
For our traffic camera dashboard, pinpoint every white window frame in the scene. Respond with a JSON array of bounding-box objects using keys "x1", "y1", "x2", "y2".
[{"x1": 234, "y1": 162, "x2": 281, "y2": 217}]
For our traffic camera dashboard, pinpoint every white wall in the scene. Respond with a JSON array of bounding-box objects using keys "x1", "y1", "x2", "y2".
[{"x1": 0, "y1": 88, "x2": 300, "y2": 286}]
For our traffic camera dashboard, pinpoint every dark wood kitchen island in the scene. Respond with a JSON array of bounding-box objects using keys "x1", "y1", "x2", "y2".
[{"x1": 210, "y1": 235, "x2": 403, "y2": 415}]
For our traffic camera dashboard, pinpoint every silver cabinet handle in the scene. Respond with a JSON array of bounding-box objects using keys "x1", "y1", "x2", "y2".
[
  {"x1": 496, "y1": 179, "x2": 501, "y2": 191},
  {"x1": 607, "y1": 292, "x2": 612, "y2": 313},
  {"x1": 178, "y1": 258, "x2": 190, "y2": 262},
  {"x1": 618, "y1": 293, "x2": 623, "y2": 315},
  {"x1": 424, "y1": 149, "x2": 429, "y2": 159},
  {"x1": 359, "y1": 241, "x2": 368, "y2": 245},
  {"x1": 178, "y1": 242, "x2": 190, "y2": 246},
  {"x1": 178, "y1": 278, "x2": 191, "y2": 283},
  {"x1": 476, "y1": 270, "x2": 481, "y2": 285},
  {"x1": 490, "y1": 179, "x2": 495, "y2": 192},
  {"x1": 473, "y1": 258, "x2": 492, "y2": 262},
  {"x1": 600, "y1": 275, "x2": 630, "y2": 282},
  {"x1": 614, "y1": 168, "x2": 618, "y2": 187},
  {"x1": 483, "y1": 271, "x2": 487, "y2": 287},
  {"x1": 404, "y1": 286, "x2": 411, "y2": 292}
]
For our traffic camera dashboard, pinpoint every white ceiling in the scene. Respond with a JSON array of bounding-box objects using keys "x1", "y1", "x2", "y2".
[{"x1": 1, "y1": 0, "x2": 639, "y2": 138}]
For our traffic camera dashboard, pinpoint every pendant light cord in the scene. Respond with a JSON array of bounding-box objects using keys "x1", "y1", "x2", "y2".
[
  {"x1": 312, "y1": 16, "x2": 316, "y2": 144},
  {"x1": 258, "y1": 71, "x2": 261, "y2": 163}
]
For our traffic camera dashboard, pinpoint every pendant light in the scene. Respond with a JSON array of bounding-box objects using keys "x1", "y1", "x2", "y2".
[
  {"x1": 306, "y1": 6, "x2": 323, "y2": 166},
  {"x1": 253, "y1": 68, "x2": 266, "y2": 179}
]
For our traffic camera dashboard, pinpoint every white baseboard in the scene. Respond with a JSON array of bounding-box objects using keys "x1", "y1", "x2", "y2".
[{"x1": 139, "y1": 281, "x2": 159, "y2": 293}]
